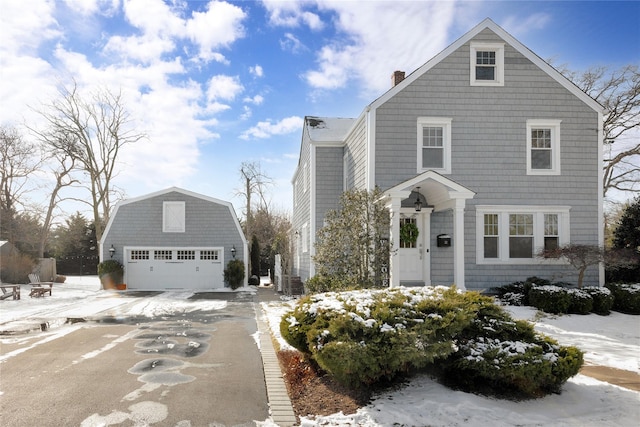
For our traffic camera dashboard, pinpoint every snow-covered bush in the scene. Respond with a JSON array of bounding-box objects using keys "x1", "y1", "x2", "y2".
[
  {"x1": 566, "y1": 288, "x2": 594, "y2": 314},
  {"x1": 495, "y1": 277, "x2": 549, "y2": 306},
  {"x1": 280, "y1": 286, "x2": 583, "y2": 397},
  {"x1": 280, "y1": 286, "x2": 473, "y2": 387},
  {"x1": 441, "y1": 310, "x2": 583, "y2": 398},
  {"x1": 500, "y1": 292, "x2": 525, "y2": 306},
  {"x1": 606, "y1": 283, "x2": 640, "y2": 314},
  {"x1": 583, "y1": 286, "x2": 614, "y2": 315},
  {"x1": 528, "y1": 285, "x2": 572, "y2": 314}
]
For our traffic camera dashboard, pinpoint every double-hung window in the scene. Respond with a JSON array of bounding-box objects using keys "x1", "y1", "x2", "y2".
[
  {"x1": 476, "y1": 206, "x2": 570, "y2": 264},
  {"x1": 470, "y1": 42, "x2": 504, "y2": 86},
  {"x1": 527, "y1": 120, "x2": 561, "y2": 175},
  {"x1": 417, "y1": 117, "x2": 452, "y2": 174}
]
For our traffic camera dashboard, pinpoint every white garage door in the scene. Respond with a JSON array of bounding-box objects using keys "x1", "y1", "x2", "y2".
[{"x1": 124, "y1": 247, "x2": 224, "y2": 290}]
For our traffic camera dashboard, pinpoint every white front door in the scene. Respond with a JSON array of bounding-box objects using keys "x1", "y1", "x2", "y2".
[{"x1": 399, "y1": 212, "x2": 431, "y2": 285}]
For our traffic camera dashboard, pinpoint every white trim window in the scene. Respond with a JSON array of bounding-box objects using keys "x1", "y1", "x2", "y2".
[
  {"x1": 417, "y1": 117, "x2": 452, "y2": 174},
  {"x1": 527, "y1": 120, "x2": 561, "y2": 175},
  {"x1": 470, "y1": 42, "x2": 504, "y2": 86},
  {"x1": 476, "y1": 206, "x2": 570, "y2": 264},
  {"x1": 163, "y1": 201, "x2": 185, "y2": 232}
]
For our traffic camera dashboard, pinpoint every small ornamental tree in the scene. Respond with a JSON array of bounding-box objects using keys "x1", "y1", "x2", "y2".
[
  {"x1": 312, "y1": 187, "x2": 391, "y2": 291},
  {"x1": 539, "y1": 244, "x2": 639, "y2": 288},
  {"x1": 538, "y1": 245, "x2": 603, "y2": 288}
]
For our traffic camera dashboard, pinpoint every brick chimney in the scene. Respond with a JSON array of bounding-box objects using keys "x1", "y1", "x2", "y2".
[{"x1": 392, "y1": 70, "x2": 405, "y2": 87}]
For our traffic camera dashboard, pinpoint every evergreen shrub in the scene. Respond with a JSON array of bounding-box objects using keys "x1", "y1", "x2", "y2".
[
  {"x1": 224, "y1": 259, "x2": 245, "y2": 289},
  {"x1": 605, "y1": 283, "x2": 640, "y2": 314},
  {"x1": 566, "y1": 289, "x2": 594, "y2": 315},
  {"x1": 280, "y1": 286, "x2": 583, "y2": 397},
  {"x1": 583, "y1": 287, "x2": 614, "y2": 315},
  {"x1": 528, "y1": 285, "x2": 572, "y2": 314},
  {"x1": 97, "y1": 260, "x2": 124, "y2": 289}
]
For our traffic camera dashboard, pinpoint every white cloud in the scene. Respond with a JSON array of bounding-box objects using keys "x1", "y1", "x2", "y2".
[
  {"x1": 501, "y1": 13, "x2": 552, "y2": 37},
  {"x1": 122, "y1": 0, "x2": 185, "y2": 36},
  {"x1": 185, "y1": 0, "x2": 246, "y2": 63},
  {"x1": 262, "y1": 0, "x2": 324, "y2": 30},
  {"x1": 279, "y1": 32, "x2": 307, "y2": 54},
  {"x1": 64, "y1": 0, "x2": 120, "y2": 16},
  {"x1": 240, "y1": 105, "x2": 252, "y2": 120},
  {"x1": 240, "y1": 116, "x2": 303, "y2": 140},
  {"x1": 206, "y1": 75, "x2": 244, "y2": 102},
  {"x1": 249, "y1": 64, "x2": 264, "y2": 77},
  {"x1": 104, "y1": 34, "x2": 177, "y2": 63},
  {"x1": 298, "y1": 1, "x2": 457, "y2": 95},
  {"x1": 243, "y1": 94, "x2": 264, "y2": 105},
  {"x1": 0, "y1": 0, "x2": 60, "y2": 55}
]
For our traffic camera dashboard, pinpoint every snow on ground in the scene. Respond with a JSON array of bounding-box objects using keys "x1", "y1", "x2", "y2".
[
  {"x1": 0, "y1": 276, "x2": 257, "y2": 325},
  {"x1": 2, "y1": 278, "x2": 639, "y2": 426},
  {"x1": 261, "y1": 293, "x2": 640, "y2": 427}
]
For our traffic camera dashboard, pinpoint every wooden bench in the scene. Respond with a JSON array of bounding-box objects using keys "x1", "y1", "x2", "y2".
[
  {"x1": 28, "y1": 273, "x2": 53, "y2": 297},
  {"x1": 0, "y1": 284, "x2": 21, "y2": 300}
]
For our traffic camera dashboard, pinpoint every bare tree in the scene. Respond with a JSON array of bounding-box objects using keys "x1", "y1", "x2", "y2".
[
  {"x1": 36, "y1": 131, "x2": 79, "y2": 257},
  {"x1": 29, "y1": 82, "x2": 145, "y2": 240},
  {"x1": 563, "y1": 65, "x2": 640, "y2": 197},
  {"x1": 236, "y1": 161, "x2": 273, "y2": 239},
  {"x1": 0, "y1": 126, "x2": 41, "y2": 243}
]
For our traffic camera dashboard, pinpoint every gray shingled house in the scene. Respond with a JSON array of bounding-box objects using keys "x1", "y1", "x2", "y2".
[
  {"x1": 100, "y1": 187, "x2": 247, "y2": 290},
  {"x1": 291, "y1": 19, "x2": 604, "y2": 291}
]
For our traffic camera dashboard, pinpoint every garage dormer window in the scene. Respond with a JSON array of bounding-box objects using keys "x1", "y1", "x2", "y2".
[
  {"x1": 470, "y1": 42, "x2": 504, "y2": 86},
  {"x1": 163, "y1": 201, "x2": 185, "y2": 232}
]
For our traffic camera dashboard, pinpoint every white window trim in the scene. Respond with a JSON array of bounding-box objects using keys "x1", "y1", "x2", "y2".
[
  {"x1": 526, "y1": 119, "x2": 562, "y2": 175},
  {"x1": 163, "y1": 201, "x2": 185, "y2": 233},
  {"x1": 475, "y1": 205, "x2": 570, "y2": 265},
  {"x1": 470, "y1": 42, "x2": 505, "y2": 86},
  {"x1": 417, "y1": 117, "x2": 452, "y2": 174}
]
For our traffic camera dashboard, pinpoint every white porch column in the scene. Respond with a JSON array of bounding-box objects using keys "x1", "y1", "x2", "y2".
[
  {"x1": 452, "y1": 198, "x2": 467, "y2": 290},
  {"x1": 387, "y1": 197, "x2": 402, "y2": 288}
]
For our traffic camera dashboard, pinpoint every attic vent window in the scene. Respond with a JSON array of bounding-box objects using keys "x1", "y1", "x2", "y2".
[
  {"x1": 470, "y1": 42, "x2": 504, "y2": 86},
  {"x1": 163, "y1": 201, "x2": 185, "y2": 232}
]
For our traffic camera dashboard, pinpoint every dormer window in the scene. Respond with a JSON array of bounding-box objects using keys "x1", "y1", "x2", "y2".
[{"x1": 470, "y1": 42, "x2": 504, "y2": 86}]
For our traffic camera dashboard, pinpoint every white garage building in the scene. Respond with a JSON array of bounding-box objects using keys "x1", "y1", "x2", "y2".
[{"x1": 100, "y1": 187, "x2": 247, "y2": 291}]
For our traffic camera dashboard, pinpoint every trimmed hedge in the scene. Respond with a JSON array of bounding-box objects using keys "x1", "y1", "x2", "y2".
[
  {"x1": 497, "y1": 279, "x2": 636, "y2": 316},
  {"x1": 280, "y1": 286, "x2": 583, "y2": 398},
  {"x1": 605, "y1": 283, "x2": 640, "y2": 314},
  {"x1": 529, "y1": 285, "x2": 572, "y2": 314}
]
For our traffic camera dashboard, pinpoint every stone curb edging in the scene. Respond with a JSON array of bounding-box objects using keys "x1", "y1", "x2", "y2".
[{"x1": 256, "y1": 306, "x2": 297, "y2": 426}]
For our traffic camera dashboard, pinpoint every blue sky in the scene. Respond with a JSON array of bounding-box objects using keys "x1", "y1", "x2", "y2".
[{"x1": 1, "y1": 0, "x2": 639, "y2": 220}]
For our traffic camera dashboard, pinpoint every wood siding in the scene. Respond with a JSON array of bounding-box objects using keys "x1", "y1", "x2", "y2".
[
  {"x1": 374, "y1": 29, "x2": 600, "y2": 289},
  {"x1": 102, "y1": 191, "x2": 245, "y2": 268},
  {"x1": 344, "y1": 115, "x2": 367, "y2": 189}
]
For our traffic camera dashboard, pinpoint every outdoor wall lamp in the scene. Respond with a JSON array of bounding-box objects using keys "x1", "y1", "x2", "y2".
[
  {"x1": 109, "y1": 244, "x2": 115, "y2": 258},
  {"x1": 414, "y1": 187, "x2": 423, "y2": 212},
  {"x1": 231, "y1": 245, "x2": 236, "y2": 259}
]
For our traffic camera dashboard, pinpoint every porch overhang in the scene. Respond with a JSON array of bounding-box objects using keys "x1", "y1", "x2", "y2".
[{"x1": 381, "y1": 171, "x2": 475, "y2": 290}]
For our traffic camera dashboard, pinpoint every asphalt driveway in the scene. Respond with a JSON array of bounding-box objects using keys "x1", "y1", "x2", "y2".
[{"x1": 0, "y1": 288, "x2": 288, "y2": 426}]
